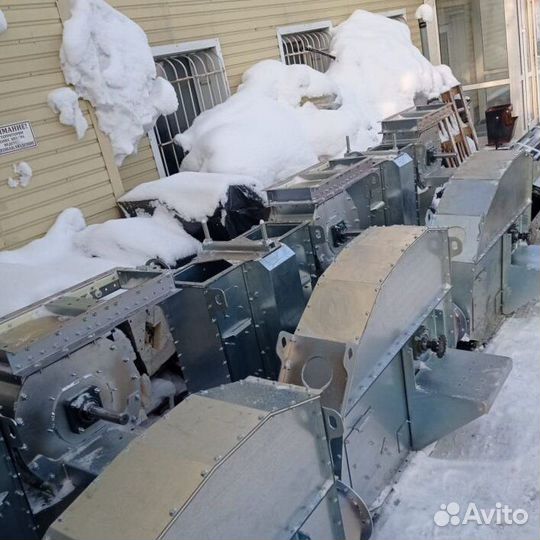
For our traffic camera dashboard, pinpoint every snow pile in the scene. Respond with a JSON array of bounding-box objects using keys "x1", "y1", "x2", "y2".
[
  {"x1": 48, "y1": 87, "x2": 88, "y2": 140},
  {"x1": 59, "y1": 0, "x2": 178, "y2": 165},
  {"x1": 74, "y1": 207, "x2": 200, "y2": 267},
  {"x1": 415, "y1": 4, "x2": 434, "y2": 22},
  {"x1": 0, "y1": 210, "x2": 116, "y2": 317},
  {"x1": 0, "y1": 208, "x2": 200, "y2": 318},
  {"x1": 7, "y1": 162, "x2": 32, "y2": 188},
  {"x1": 326, "y1": 10, "x2": 456, "y2": 129},
  {"x1": 120, "y1": 172, "x2": 263, "y2": 220},
  {"x1": 0, "y1": 9, "x2": 7, "y2": 33},
  {"x1": 239, "y1": 60, "x2": 340, "y2": 107},
  {"x1": 176, "y1": 90, "x2": 318, "y2": 186},
  {"x1": 177, "y1": 10, "x2": 458, "y2": 185}
]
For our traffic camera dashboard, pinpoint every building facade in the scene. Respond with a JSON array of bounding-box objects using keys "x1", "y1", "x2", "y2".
[{"x1": 0, "y1": 0, "x2": 539, "y2": 249}]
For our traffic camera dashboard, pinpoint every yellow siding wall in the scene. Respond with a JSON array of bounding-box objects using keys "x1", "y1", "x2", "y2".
[
  {"x1": 0, "y1": 0, "x2": 423, "y2": 249},
  {"x1": 0, "y1": 0, "x2": 123, "y2": 249}
]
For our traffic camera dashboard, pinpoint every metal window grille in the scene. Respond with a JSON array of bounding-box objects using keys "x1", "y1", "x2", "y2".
[
  {"x1": 378, "y1": 9, "x2": 408, "y2": 24},
  {"x1": 152, "y1": 48, "x2": 230, "y2": 176},
  {"x1": 281, "y1": 29, "x2": 332, "y2": 73},
  {"x1": 389, "y1": 14, "x2": 407, "y2": 24}
]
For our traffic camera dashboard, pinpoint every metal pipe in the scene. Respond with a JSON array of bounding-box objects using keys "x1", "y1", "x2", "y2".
[
  {"x1": 417, "y1": 19, "x2": 431, "y2": 61},
  {"x1": 260, "y1": 220, "x2": 269, "y2": 248},
  {"x1": 201, "y1": 219, "x2": 211, "y2": 242}
]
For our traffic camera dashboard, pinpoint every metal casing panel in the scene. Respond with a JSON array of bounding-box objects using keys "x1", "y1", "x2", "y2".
[
  {"x1": 242, "y1": 221, "x2": 317, "y2": 294},
  {"x1": 405, "y1": 347, "x2": 512, "y2": 449},
  {"x1": 293, "y1": 227, "x2": 426, "y2": 344},
  {"x1": 0, "y1": 269, "x2": 177, "y2": 378},
  {"x1": 379, "y1": 153, "x2": 417, "y2": 225},
  {"x1": 243, "y1": 246, "x2": 306, "y2": 379},
  {"x1": 164, "y1": 263, "x2": 264, "y2": 389},
  {"x1": 433, "y1": 148, "x2": 533, "y2": 260},
  {"x1": 0, "y1": 424, "x2": 37, "y2": 539},
  {"x1": 13, "y1": 331, "x2": 141, "y2": 464},
  {"x1": 46, "y1": 379, "x2": 344, "y2": 540},
  {"x1": 470, "y1": 239, "x2": 505, "y2": 341},
  {"x1": 343, "y1": 227, "x2": 451, "y2": 413},
  {"x1": 161, "y1": 287, "x2": 231, "y2": 392},
  {"x1": 343, "y1": 353, "x2": 411, "y2": 506},
  {"x1": 266, "y1": 157, "x2": 376, "y2": 207},
  {"x1": 310, "y1": 190, "x2": 360, "y2": 269},
  {"x1": 380, "y1": 104, "x2": 453, "y2": 141},
  {"x1": 280, "y1": 226, "x2": 452, "y2": 415}
]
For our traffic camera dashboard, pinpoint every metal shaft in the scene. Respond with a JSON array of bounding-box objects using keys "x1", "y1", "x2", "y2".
[{"x1": 84, "y1": 404, "x2": 130, "y2": 425}]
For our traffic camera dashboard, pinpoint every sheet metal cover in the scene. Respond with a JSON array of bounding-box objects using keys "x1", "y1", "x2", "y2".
[
  {"x1": 296, "y1": 226, "x2": 425, "y2": 344},
  {"x1": 45, "y1": 379, "x2": 321, "y2": 540}
]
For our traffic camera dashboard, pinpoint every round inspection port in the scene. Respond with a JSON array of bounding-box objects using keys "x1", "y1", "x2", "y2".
[{"x1": 301, "y1": 356, "x2": 333, "y2": 392}]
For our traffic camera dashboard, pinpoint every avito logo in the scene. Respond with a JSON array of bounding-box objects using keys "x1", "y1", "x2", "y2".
[{"x1": 434, "y1": 502, "x2": 529, "y2": 527}]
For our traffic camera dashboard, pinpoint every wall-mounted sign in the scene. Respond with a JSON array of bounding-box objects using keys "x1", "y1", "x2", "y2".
[{"x1": 0, "y1": 121, "x2": 37, "y2": 156}]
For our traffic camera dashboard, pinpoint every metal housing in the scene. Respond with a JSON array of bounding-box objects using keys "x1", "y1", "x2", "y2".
[
  {"x1": 46, "y1": 378, "x2": 351, "y2": 540},
  {"x1": 265, "y1": 152, "x2": 416, "y2": 272},
  {"x1": 429, "y1": 147, "x2": 540, "y2": 341},
  {"x1": 279, "y1": 226, "x2": 512, "y2": 505},
  {"x1": 162, "y1": 232, "x2": 306, "y2": 389},
  {"x1": 366, "y1": 103, "x2": 455, "y2": 224}
]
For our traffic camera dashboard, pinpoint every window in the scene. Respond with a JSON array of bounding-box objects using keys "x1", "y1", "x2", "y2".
[
  {"x1": 150, "y1": 40, "x2": 230, "y2": 177},
  {"x1": 277, "y1": 22, "x2": 333, "y2": 73},
  {"x1": 378, "y1": 8, "x2": 408, "y2": 24}
]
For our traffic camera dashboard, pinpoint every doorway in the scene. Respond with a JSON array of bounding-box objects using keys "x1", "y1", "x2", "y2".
[{"x1": 435, "y1": 0, "x2": 539, "y2": 137}]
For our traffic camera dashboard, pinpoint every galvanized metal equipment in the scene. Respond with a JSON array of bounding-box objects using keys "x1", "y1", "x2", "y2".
[
  {"x1": 0, "y1": 232, "x2": 309, "y2": 537},
  {"x1": 163, "y1": 225, "x2": 306, "y2": 388},
  {"x1": 45, "y1": 378, "x2": 370, "y2": 540},
  {"x1": 278, "y1": 226, "x2": 512, "y2": 506},
  {"x1": 265, "y1": 151, "x2": 416, "y2": 273},
  {"x1": 365, "y1": 103, "x2": 457, "y2": 224},
  {"x1": 0, "y1": 269, "x2": 178, "y2": 535},
  {"x1": 263, "y1": 103, "x2": 459, "y2": 279},
  {"x1": 429, "y1": 147, "x2": 540, "y2": 343},
  {"x1": 2, "y1": 108, "x2": 539, "y2": 540}
]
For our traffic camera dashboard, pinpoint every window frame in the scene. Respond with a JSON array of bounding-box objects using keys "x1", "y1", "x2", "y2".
[
  {"x1": 276, "y1": 20, "x2": 333, "y2": 72},
  {"x1": 149, "y1": 39, "x2": 230, "y2": 178},
  {"x1": 377, "y1": 8, "x2": 408, "y2": 21}
]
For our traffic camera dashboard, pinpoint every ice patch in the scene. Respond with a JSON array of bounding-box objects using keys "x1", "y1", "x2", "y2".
[
  {"x1": 48, "y1": 87, "x2": 88, "y2": 139},
  {"x1": 59, "y1": 0, "x2": 178, "y2": 164}
]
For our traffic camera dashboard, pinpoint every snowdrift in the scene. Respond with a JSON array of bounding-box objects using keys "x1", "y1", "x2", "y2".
[{"x1": 177, "y1": 10, "x2": 458, "y2": 185}]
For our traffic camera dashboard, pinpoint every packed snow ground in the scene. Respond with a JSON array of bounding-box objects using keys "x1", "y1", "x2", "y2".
[{"x1": 373, "y1": 301, "x2": 540, "y2": 540}]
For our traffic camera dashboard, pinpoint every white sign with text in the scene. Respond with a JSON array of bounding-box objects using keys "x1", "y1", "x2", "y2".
[{"x1": 0, "y1": 121, "x2": 37, "y2": 156}]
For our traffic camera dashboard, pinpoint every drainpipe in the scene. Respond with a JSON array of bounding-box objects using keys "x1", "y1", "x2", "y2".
[
  {"x1": 415, "y1": 4, "x2": 433, "y2": 61},
  {"x1": 417, "y1": 18, "x2": 431, "y2": 61}
]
